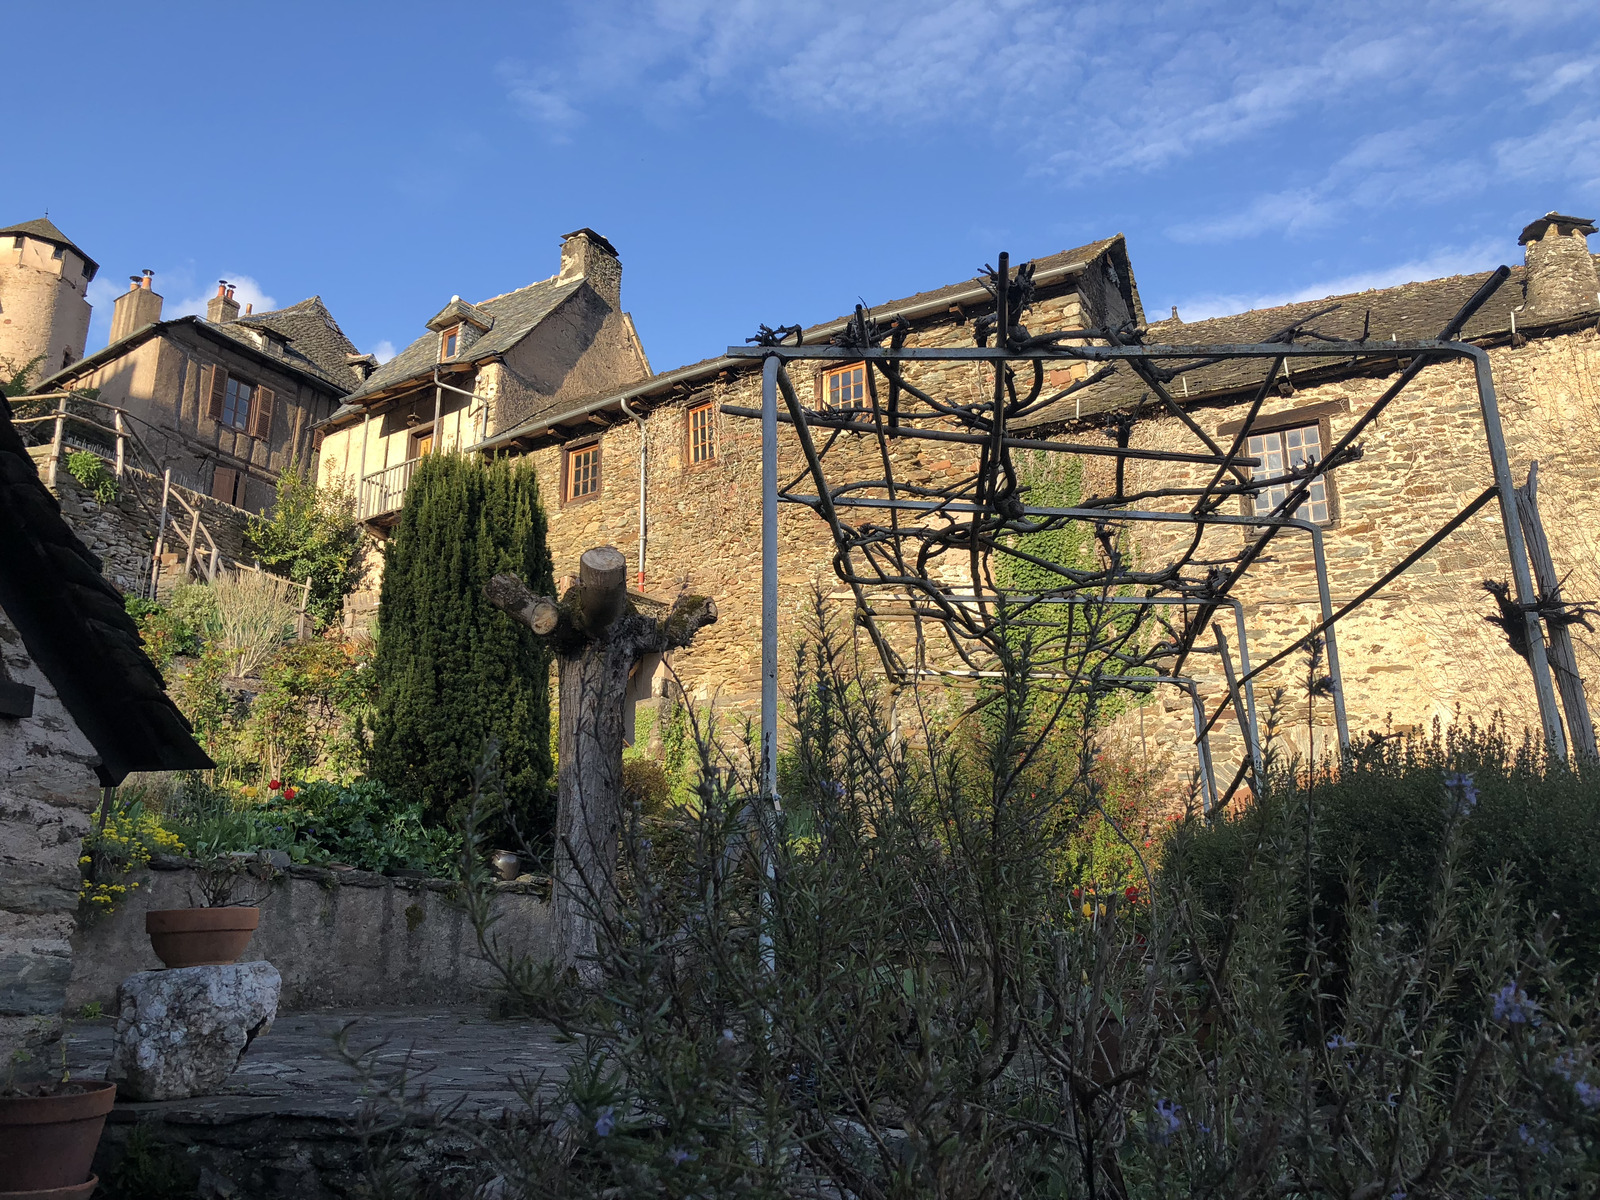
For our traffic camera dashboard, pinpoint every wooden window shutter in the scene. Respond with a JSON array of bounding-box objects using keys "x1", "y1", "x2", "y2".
[
  {"x1": 211, "y1": 467, "x2": 239, "y2": 505},
  {"x1": 204, "y1": 366, "x2": 227, "y2": 422},
  {"x1": 250, "y1": 386, "x2": 275, "y2": 440}
]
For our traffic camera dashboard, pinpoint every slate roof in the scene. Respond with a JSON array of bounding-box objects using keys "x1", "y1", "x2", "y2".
[
  {"x1": 0, "y1": 399, "x2": 210, "y2": 785},
  {"x1": 0, "y1": 216, "x2": 98, "y2": 276},
  {"x1": 30, "y1": 298, "x2": 361, "y2": 399},
  {"x1": 477, "y1": 235, "x2": 1130, "y2": 450},
  {"x1": 1018, "y1": 258, "x2": 1600, "y2": 430},
  {"x1": 232, "y1": 296, "x2": 362, "y2": 391},
  {"x1": 330, "y1": 276, "x2": 587, "y2": 420}
]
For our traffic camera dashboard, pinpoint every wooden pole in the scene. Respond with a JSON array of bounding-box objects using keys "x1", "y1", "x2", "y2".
[
  {"x1": 486, "y1": 546, "x2": 717, "y2": 981},
  {"x1": 1516, "y1": 462, "x2": 1597, "y2": 760},
  {"x1": 46, "y1": 395, "x2": 66, "y2": 489}
]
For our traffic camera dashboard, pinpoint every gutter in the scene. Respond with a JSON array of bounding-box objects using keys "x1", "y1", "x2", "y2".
[{"x1": 471, "y1": 255, "x2": 1094, "y2": 453}]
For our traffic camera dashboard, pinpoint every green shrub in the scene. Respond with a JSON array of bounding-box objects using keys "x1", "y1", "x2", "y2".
[
  {"x1": 1177, "y1": 719, "x2": 1600, "y2": 982},
  {"x1": 621, "y1": 754, "x2": 671, "y2": 816},
  {"x1": 368, "y1": 453, "x2": 555, "y2": 842},
  {"x1": 65, "y1": 450, "x2": 118, "y2": 503},
  {"x1": 245, "y1": 468, "x2": 361, "y2": 631},
  {"x1": 123, "y1": 595, "x2": 201, "y2": 670}
]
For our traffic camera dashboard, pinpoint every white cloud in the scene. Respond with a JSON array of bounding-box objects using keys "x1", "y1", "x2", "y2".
[
  {"x1": 1172, "y1": 240, "x2": 1508, "y2": 322},
  {"x1": 169, "y1": 273, "x2": 277, "y2": 320},
  {"x1": 371, "y1": 340, "x2": 396, "y2": 363},
  {"x1": 1495, "y1": 115, "x2": 1600, "y2": 190}
]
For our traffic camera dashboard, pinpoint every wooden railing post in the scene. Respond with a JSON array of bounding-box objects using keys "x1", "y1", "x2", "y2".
[
  {"x1": 149, "y1": 469, "x2": 172, "y2": 600},
  {"x1": 113, "y1": 410, "x2": 125, "y2": 478},
  {"x1": 46, "y1": 395, "x2": 66, "y2": 489}
]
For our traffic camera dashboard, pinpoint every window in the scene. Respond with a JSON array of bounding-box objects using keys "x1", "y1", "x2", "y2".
[
  {"x1": 566, "y1": 443, "x2": 600, "y2": 502},
  {"x1": 10, "y1": 236, "x2": 21, "y2": 250},
  {"x1": 221, "y1": 376, "x2": 254, "y2": 430},
  {"x1": 51, "y1": 245, "x2": 63, "y2": 260},
  {"x1": 688, "y1": 401, "x2": 716, "y2": 464},
  {"x1": 411, "y1": 428, "x2": 434, "y2": 459},
  {"x1": 824, "y1": 363, "x2": 867, "y2": 411},
  {"x1": 441, "y1": 325, "x2": 460, "y2": 358},
  {"x1": 1248, "y1": 424, "x2": 1330, "y2": 524}
]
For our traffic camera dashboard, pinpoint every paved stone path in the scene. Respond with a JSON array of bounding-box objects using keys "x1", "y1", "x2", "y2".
[{"x1": 67, "y1": 1008, "x2": 572, "y2": 1122}]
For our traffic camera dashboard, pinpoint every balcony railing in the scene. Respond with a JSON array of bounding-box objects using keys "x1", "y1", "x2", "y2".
[{"x1": 360, "y1": 458, "x2": 418, "y2": 521}]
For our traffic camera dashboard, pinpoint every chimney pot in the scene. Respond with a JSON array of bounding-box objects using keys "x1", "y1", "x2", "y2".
[
  {"x1": 245, "y1": 303, "x2": 253, "y2": 315},
  {"x1": 1518, "y1": 211, "x2": 1599, "y2": 324},
  {"x1": 129, "y1": 275, "x2": 142, "y2": 292},
  {"x1": 216, "y1": 281, "x2": 228, "y2": 298}
]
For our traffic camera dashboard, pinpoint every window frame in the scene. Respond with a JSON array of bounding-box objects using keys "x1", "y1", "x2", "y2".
[
  {"x1": 686, "y1": 400, "x2": 717, "y2": 466},
  {"x1": 562, "y1": 438, "x2": 602, "y2": 505},
  {"x1": 220, "y1": 374, "x2": 255, "y2": 431},
  {"x1": 440, "y1": 325, "x2": 460, "y2": 359},
  {"x1": 1243, "y1": 418, "x2": 1336, "y2": 526},
  {"x1": 822, "y1": 362, "x2": 869, "y2": 412}
]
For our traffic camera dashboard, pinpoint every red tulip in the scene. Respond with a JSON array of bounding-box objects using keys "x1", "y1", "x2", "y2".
[
  {"x1": 1125, "y1": 885, "x2": 1140, "y2": 902},
  {"x1": 269, "y1": 779, "x2": 282, "y2": 790},
  {"x1": 282, "y1": 787, "x2": 297, "y2": 800}
]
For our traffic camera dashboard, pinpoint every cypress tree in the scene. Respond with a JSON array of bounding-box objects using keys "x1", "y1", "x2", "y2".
[{"x1": 368, "y1": 453, "x2": 555, "y2": 841}]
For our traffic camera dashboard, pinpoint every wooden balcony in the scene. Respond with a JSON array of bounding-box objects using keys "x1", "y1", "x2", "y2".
[{"x1": 360, "y1": 458, "x2": 418, "y2": 522}]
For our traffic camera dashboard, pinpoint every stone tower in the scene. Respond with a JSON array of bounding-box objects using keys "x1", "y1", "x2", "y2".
[{"x1": 0, "y1": 217, "x2": 98, "y2": 386}]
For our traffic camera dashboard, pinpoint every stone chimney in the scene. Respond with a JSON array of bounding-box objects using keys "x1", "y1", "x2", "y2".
[
  {"x1": 206, "y1": 281, "x2": 241, "y2": 324},
  {"x1": 346, "y1": 352, "x2": 378, "y2": 383},
  {"x1": 1518, "y1": 212, "x2": 1599, "y2": 323},
  {"x1": 558, "y1": 228, "x2": 621, "y2": 309},
  {"x1": 108, "y1": 270, "x2": 162, "y2": 343}
]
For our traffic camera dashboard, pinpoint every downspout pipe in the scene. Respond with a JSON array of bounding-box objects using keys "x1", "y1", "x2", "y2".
[{"x1": 620, "y1": 397, "x2": 647, "y2": 586}]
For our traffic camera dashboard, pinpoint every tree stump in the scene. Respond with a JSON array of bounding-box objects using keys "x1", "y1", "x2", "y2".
[{"x1": 485, "y1": 545, "x2": 717, "y2": 978}]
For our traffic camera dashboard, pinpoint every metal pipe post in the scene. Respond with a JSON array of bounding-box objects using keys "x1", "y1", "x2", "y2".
[
  {"x1": 1305, "y1": 524, "x2": 1351, "y2": 754},
  {"x1": 1467, "y1": 347, "x2": 1567, "y2": 758},
  {"x1": 761, "y1": 354, "x2": 780, "y2": 802}
]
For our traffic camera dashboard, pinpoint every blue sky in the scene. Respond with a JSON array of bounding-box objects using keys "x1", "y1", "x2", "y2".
[{"x1": 7, "y1": 1, "x2": 1599, "y2": 371}]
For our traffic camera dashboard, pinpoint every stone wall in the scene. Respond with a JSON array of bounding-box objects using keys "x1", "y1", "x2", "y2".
[
  {"x1": 69, "y1": 861, "x2": 553, "y2": 1011},
  {"x1": 0, "y1": 605, "x2": 103, "y2": 1066},
  {"x1": 34, "y1": 454, "x2": 255, "y2": 595}
]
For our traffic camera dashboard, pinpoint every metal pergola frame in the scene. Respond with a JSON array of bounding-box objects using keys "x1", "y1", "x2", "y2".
[{"x1": 724, "y1": 259, "x2": 1567, "y2": 812}]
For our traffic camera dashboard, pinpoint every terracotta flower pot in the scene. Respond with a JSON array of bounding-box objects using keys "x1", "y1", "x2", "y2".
[
  {"x1": 145, "y1": 906, "x2": 260, "y2": 968},
  {"x1": 0, "y1": 1079, "x2": 115, "y2": 1194}
]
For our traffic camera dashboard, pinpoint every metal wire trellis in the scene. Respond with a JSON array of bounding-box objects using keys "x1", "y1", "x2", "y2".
[{"x1": 726, "y1": 253, "x2": 1567, "y2": 811}]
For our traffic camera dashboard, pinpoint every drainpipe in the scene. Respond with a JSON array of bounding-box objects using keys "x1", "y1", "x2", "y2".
[
  {"x1": 430, "y1": 369, "x2": 444, "y2": 452},
  {"x1": 620, "y1": 397, "x2": 646, "y2": 586}
]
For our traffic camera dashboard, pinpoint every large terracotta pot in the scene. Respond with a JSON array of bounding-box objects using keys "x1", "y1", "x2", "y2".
[
  {"x1": 0, "y1": 1079, "x2": 115, "y2": 1194},
  {"x1": 145, "y1": 906, "x2": 260, "y2": 968}
]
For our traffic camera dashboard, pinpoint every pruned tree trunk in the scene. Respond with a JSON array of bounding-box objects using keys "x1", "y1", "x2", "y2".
[{"x1": 486, "y1": 545, "x2": 717, "y2": 980}]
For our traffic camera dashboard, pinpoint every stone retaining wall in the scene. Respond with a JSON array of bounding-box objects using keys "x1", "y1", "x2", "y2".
[{"x1": 69, "y1": 861, "x2": 552, "y2": 1010}]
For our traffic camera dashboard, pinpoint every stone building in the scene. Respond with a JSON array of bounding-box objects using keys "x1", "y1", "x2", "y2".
[
  {"x1": 463, "y1": 214, "x2": 1598, "y2": 773},
  {"x1": 0, "y1": 217, "x2": 98, "y2": 381},
  {"x1": 0, "y1": 398, "x2": 208, "y2": 1067},
  {"x1": 314, "y1": 228, "x2": 651, "y2": 529},
  {"x1": 29, "y1": 278, "x2": 363, "y2": 513}
]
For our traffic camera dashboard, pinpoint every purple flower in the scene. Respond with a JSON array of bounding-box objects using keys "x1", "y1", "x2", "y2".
[
  {"x1": 667, "y1": 1147, "x2": 697, "y2": 1166},
  {"x1": 1443, "y1": 772, "x2": 1478, "y2": 812},
  {"x1": 1151, "y1": 1097, "x2": 1182, "y2": 1144},
  {"x1": 594, "y1": 1106, "x2": 615, "y2": 1137},
  {"x1": 1493, "y1": 981, "x2": 1538, "y2": 1024},
  {"x1": 1576, "y1": 1080, "x2": 1600, "y2": 1110},
  {"x1": 1326, "y1": 1034, "x2": 1353, "y2": 1051}
]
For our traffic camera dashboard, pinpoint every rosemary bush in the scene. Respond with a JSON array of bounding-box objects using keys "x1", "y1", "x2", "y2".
[{"x1": 434, "y1": 616, "x2": 1600, "y2": 1198}]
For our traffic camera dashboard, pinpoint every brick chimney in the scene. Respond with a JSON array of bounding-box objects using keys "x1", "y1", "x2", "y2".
[
  {"x1": 108, "y1": 269, "x2": 162, "y2": 343},
  {"x1": 206, "y1": 280, "x2": 241, "y2": 324},
  {"x1": 558, "y1": 228, "x2": 621, "y2": 308},
  {"x1": 1518, "y1": 212, "x2": 1599, "y2": 323}
]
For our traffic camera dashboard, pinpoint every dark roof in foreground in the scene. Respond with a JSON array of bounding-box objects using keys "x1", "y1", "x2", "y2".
[
  {"x1": 0, "y1": 216, "x2": 98, "y2": 275},
  {"x1": 0, "y1": 401, "x2": 210, "y2": 785},
  {"x1": 333, "y1": 275, "x2": 587, "y2": 416},
  {"x1": 1019, "y1": 257, "x2": 1600, "y2": 429},
  {"x1": 477, "y1": 235, "x2": 1130, "y2": 450}
]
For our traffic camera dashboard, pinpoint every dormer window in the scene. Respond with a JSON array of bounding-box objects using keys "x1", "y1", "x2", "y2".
[{"x1": 441, "y1": 325, "x2": 460, "y2": 358}]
